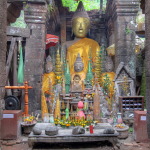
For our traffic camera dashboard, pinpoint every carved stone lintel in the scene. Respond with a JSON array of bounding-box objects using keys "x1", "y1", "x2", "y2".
[
  {"x1": 24, "y1": 3, "x2": 47, "y2": 26},
  {"x1": 107, "y1": 0, "x2": 139, "y2": 21}
]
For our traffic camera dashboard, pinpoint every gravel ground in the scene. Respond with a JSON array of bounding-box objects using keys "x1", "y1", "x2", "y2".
[{"x1": 1, "y1": 134, "x2": 150, "y2": 150}]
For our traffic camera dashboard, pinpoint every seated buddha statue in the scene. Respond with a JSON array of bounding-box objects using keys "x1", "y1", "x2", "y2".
[{"x1": 61, "y1": 1, "x2": 100, "y2": 81}]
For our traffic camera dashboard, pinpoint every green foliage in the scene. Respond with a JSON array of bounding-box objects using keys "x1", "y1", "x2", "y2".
[
  {"x1": 125, "y1": 28, "x2": 133, "y2": 34},
  {"x1": 62, "y1": 0, "x2": 107, "y2": 12},
  {"x1": 102, "y1": 74, "x2": 111, "y2": 95},
  {"x1": 11, "y1": 10, "x2": 27, "y2": 28},
  {"x1": 136, "y1": 13, "x2": 145, "y2": 24},
  {"x1": 48, "y1": 4, "x2": 55, "y2": 12}
]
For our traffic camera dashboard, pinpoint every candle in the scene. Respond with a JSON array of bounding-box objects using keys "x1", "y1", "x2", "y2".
[{"x1": 90, "y1": 125, "x2": 93, "y2": 134}]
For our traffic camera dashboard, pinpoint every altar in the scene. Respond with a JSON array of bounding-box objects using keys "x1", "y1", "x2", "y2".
[{"x1": 28, "y1": 127, "x2": 119, "y2": 148}]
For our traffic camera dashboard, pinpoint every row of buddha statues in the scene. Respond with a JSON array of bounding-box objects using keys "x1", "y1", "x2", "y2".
[{"x1": 41, "y1": 1, "x2": 115, "y2": 121}]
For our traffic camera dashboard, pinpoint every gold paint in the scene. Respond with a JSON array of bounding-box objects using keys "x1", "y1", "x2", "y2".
[
  {"x1": 72, "y1": 17, "x2": 90, "y2": 38},
  {"x1": 41, "y1": 72, "x2": 55, "y2": 118}
]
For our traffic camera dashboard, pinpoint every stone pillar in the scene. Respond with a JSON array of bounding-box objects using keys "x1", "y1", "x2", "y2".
[
  {"x1": 60, "y1": 9, "x2": 66, "y2": 44},
  {"x1": 0, "y1": 0, "x2": 7, "y2": 139},
  {"x1": 24, "y1": 2, "x2": 47, "y2": 113},
  {"x1": 145, "y1": 0, "x2": 150, "y2": 138},
  {"x1": 113, "y1": 0, "x2": 139, "y2": 79}
]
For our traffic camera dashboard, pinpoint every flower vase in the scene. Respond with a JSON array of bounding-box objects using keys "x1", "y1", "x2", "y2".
[{"x1": 117, "y1": 112, "x2": 123, "y2": 124}]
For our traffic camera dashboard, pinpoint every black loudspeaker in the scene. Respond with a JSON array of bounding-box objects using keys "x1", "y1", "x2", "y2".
[{"x1": 4, "y1": 95, "x2": 21, "y2": 110}]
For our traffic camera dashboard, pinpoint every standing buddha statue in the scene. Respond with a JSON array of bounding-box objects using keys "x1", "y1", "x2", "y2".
[
  {"x1": 61, "y1": 1, "x2": 100, "y2": 81},
  {"x1": 41, "y1": 55, "x2": 55, "y2": 118}
]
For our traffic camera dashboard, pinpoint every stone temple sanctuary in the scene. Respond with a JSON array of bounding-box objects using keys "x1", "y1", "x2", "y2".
[{"x1": 0, "y1": 0, "x2": 150, "y2": 149}]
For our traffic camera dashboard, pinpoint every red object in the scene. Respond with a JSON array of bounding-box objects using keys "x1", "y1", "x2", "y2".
[
  {"x1": 1, "y1": 110, "x2": 22, "y2": 140},
  {"x1": 134, "y1": 111, "x2": 149, "y2": 142},
  {"x1": 46, "y1": 34, "x2": 59, "y2": 49},
  {"x1": 90, "y1": 125, "x2": 93, "y2": 134}
]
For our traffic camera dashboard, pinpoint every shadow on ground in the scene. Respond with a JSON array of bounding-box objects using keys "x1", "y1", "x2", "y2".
[{"x1": 33, "y1": 141, "x2": 114, "y2": 149}]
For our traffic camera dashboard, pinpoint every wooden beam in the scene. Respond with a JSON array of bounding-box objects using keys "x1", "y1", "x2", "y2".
[
  {"x1": 13, "y1": 42, "x2": 18, "y2": 96},
  {"x1": 7, "y1": 36, "x2": 23, "y2": 41},
  {"x1": 8, "y1": 0, "x2": 46, "y2": 3},
  {"x1": 7, "y1": 26, "x2": 30, "y2": 38},
  {"x1": 6, "y1": 38, "x2": 17, "y2": 79}
]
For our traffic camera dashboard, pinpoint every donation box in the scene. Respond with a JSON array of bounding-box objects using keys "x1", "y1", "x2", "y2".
[
  {"x1": 134, "y1": 111, "x2": 148, "y2": 142},
  {"x1": 1, "y1": 110, "x2": 22, "y2": 140}
]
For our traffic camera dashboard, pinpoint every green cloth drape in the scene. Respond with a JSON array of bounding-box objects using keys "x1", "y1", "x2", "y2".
[{"x1": 17, "y1": 41, "x2": 24, "y2": 83}]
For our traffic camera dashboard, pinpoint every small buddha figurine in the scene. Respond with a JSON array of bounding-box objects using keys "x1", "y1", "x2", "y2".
[
  {"x1": 74, "y1": 53, "x2": 84, "y2": 72},
  {"x1": 42, "y1": 55, "x2": 55, "y2": 88},
  {"x1": 73, "y1": 53, "x2": 86, "y2": 81},
  {"x1": 61, "y1": 1, "x2": 100, "y2": 78},
  {"x1": 71, "y1": 74, "x2": 83, "y2": 92},
  {"x1": 71, "y1": 53, "x2": 85, "y2": 92}
]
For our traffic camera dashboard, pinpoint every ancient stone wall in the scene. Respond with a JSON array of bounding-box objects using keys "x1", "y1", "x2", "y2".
[
  {"x1": 0, "y1": 0, "x2": 7, "y2": 139},
  {"x1": 145, "y1": 0, "x2": 150, "y2": 138},
  {"x1": 106, "y1": 0, "x2": 139, "y2": 79}
]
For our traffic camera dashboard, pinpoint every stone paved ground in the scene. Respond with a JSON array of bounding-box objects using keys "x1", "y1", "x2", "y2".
[{"x1": 1, "y1": 134, "x2": 150, "y2": 150}]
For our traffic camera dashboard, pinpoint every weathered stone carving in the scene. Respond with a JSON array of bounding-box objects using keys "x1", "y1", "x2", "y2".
[
  {"x1": 45, "y1": 126, "x2": 58, "y2": 136},
  {"x1": 72, "y1": 126, "x2": 85, "y2": 135}
]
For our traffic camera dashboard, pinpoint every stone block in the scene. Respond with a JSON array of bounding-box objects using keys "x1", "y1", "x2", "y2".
[
  {"x1": 0, "y1": 75, "x2": 6, "y2": 86},
  {"x1": 45, "y1": 126, "x2": 58, "y2": 136},
  {"x1": 72, "y1": 126, "x2": 85, "y2": 135},
  {"x1": 33, "y1": 123, "x2": 54, "y2": 131},
  {"x1": 24, "y1": 59, "x2": 44, "y2": 75},
  {"x1": 0, "y1": 87, "x2": 5, "y2": 99},
  {"x1": 145, "y1": 60, "x2": 150, "y2": 77},
  {"x1": 94, "y1": 123, "x2": 112, "y2": 129},
  {"x1": 33, "y1": 125, "x2": 42, "y2": 135},
  {"x1": 27, "y1": 87, "x2": 42, "y2": 113},
  {"x1": 25, "y1": 48, "x2": 44, "y2": 59},
  {"x1": 0, "y1": 61, "x2": 6, "y2": 73},
  {"x1": 32, "y1": 29, "x2": 43, "y2": 37},
  {"x1": 115, "y1": 55, "x2": 128, "y2": 65},
  {"x1": 103, "y1": 128, "x2": 115, "y2": 134},
  {"x1": 24, "y1": 75, "x2": 42, "y2": 85},
  {"x1": 146, "y1": 77, "x2": 150, "y2": 89}
]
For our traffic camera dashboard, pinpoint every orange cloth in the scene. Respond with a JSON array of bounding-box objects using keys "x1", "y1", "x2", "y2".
[
  {"x1": 67, "y1": 38, "x2": 100, "y2": 79},
  {"x1": 41, "y1": 72, "x2": 55, "y2": 118}
]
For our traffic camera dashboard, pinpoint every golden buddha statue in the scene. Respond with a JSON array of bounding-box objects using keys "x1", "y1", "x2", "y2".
[
  {"x1": 42, "y1": 55, "x2": 55, "y2": 87},
  {"x1": 62, "y1": 1, "x2": 100, "y2": 80},
  {"x1": 41, "y1": 55, "x2": 55, "y2": 118}
]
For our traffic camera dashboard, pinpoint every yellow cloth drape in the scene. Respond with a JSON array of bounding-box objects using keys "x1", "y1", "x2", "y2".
[
  {"x1": 41, "y1": 72, "x2": 55, "y2": 118},
  {"x1": 67, "y1": 38, "x2": 100, "y2": 79}
]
